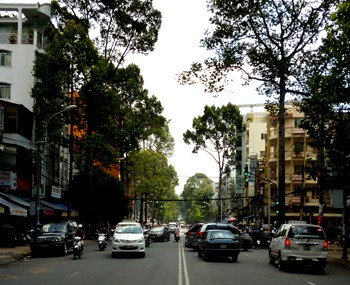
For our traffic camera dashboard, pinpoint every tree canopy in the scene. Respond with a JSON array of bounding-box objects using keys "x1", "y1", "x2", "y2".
[
  {"x1": 183, "y1": 103, "x2": 243, "y2": 221},
  {"x1": 179, "y1": 0, "x2": 337, "y2": 224}
]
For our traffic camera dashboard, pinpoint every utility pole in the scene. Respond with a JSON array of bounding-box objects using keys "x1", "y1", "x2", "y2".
[{"x1": 36, "y1": 141, "x2": 41, "y2": 226}]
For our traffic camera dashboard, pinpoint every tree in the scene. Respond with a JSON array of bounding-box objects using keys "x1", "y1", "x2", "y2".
[
  {"x1": 127, "y1": 150, "x2": 178, "y2": 223},
  {"x1": 179, "y1": 0, "x2": 336, "y2": 225},
  {"x1": 180, "y1": 173, "x2": 215, "y2": 223},
  {"x1": 56, "y1": 0, "x2": 162, "y2": 66},
  {"x1": 299, "y1": 1, "x2": 350, "y2": 259},
  {"x1": 183, "y1": 103, "x2": 243, "y2": 222}
]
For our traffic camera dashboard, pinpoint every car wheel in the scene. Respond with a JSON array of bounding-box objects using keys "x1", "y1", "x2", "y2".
[
  {"x1": 60, "y1": 243, "x2": 68, "y2": 256},
  {"x1": 112, "y1": 252, "x2": 117, "y2": 258},
  {"x1": 203, "y1": 251, "x2": 210, "y2": 261},
  {"x1": 231, "y1": 255, "x2": 238, "y2": 263},
  {"x1": 140, "y1": 252, "x2": 145, "y2": 258},
  {"x1": 31, "y1": 249, "x2": 38, "y2": 258},
  {"x1": 278, "y1": 254, "x2": 285, "y2": 271},
  {"x1": 242, "y1": 241, "x2": 250, "y2": 251},
  {"x1": 197, "y1": 249, "x2": 202, "y2": 258},
  {"x1": 269, "y1": 251, "x2": 275, "y2": 265}
]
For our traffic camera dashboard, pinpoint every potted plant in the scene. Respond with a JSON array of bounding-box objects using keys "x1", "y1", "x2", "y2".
[
  {"x1": 9, "y1": 32, "x2": 17, "y2": 44},
  {"x1": 27, "y1": 28, "x2": 34, "y2": 44}
]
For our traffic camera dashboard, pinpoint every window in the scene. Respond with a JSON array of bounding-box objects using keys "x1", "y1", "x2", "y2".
[
  {"x1": 0, "y1": 50, "x2": 11, "y2": 66},
  {"x1": 294, "y1": 118, "x2": 303, "y2": 128},
  {"x1": 0, "y1": 83, "x2": 11, "y2": 99},
  {"x1": 294, "y1": 165, "x2": 303, "y2": 174}
]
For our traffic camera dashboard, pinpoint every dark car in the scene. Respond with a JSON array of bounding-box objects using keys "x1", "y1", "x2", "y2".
[
  {"x1": 197, "y1": 229, "x2": 240, "y2": 262},
  {"x1": 30, "y1": 220, "x2": 78, "y2": 256},
  {"x1": 196, "y1": 223, "x2": 253, "y2": 251},
  {"x1": 184, "y1": 222, "x2": 205, "y2": 248},
  {"x1": 149, "y1": 226, "x2": 170, "y2": 242}
]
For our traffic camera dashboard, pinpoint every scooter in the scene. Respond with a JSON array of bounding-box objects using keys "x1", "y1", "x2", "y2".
[
  {"x1": 73, "y1": 236, "x2": 83, "y2": 259},
  {"x1": 143, "y1": 229, "x2": 151, "y2": 247},
  {"x1": 174, "y1": 232, "x2": 180, "y2": 242},
  {"x1": 98, "y1": 233, "x2": 107, "y2": 251}
]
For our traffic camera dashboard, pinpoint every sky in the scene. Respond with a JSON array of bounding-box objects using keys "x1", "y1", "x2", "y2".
[{"x1": 9, "y1": 0, "x2": 266, "y2": 194}]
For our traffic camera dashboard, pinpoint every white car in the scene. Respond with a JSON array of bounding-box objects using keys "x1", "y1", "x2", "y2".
[
  {"x1": 112, "y1": 224, "x2": 145, "y2": 258},
  {"x1": 168, "y1": 222, "x2": 178, "y2": 233},
  {"x1": 269, "y1": 221, "x2": 328, "y2": 273}
]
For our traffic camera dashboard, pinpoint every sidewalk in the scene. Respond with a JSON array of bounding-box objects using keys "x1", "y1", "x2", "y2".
[{"x1": 0, "y1": 242, "x2": 349, "y2": 267}]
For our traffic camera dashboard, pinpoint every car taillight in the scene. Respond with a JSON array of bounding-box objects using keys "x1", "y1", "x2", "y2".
[
  {"x1": 196, "y1": 231, "x2": 204, "y2": 238},
  {"x1": 284, "y1": 237, "x2": 291, "y2": 249},
  {"x1": 323, "y1": 240, "x2": 328, "y2": 251}
]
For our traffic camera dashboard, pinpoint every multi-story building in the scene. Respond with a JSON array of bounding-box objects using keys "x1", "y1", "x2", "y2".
[
  {"x1": 0, "y1": 3, "x2": 77, "y2": 227},
  {"x1": 265, "y1": 105, "x2": 343, "y2": 228}
]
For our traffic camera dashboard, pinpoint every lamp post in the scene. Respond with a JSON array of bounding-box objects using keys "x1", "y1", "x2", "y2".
[{"x1": 37, "y1": 104, "x2": 77, "y2": 225}]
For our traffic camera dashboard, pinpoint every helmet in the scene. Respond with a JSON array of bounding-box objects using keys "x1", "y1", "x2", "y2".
[{"x1": 78, "y1": 224, "x2": 83, "y2": 228}]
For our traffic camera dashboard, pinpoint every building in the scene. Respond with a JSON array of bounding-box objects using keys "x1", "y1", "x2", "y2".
[
  {"x1": 264, "y1": 105, "x2": 343, "y2": 228},
  {"x1": 0, "y1": 3, "x2": 76, "y2": 228}
]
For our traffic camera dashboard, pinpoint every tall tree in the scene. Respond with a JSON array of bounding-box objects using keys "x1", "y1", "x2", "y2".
[
  {"x1": 299, "y1": 1, "x2": 350, "y2": 259},
  {"x1": 183, "y1": 103, "x2": 243, "y2": 222},
  {"x1": 180, "y1": 173, "x2": 214, "y2": 223},
  {"x1": 179, "y1": 0, "x2": 336, "y2": 225},
  {"x1": 56, "y1": 0, "x2": 162, "y2": 66}
]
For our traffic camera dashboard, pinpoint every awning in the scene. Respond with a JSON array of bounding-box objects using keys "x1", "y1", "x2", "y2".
[
  {"x1": 0, "y1": 197, "x2": 27, "y2": 217},
  {"x1": 0, "y1": 193, "x2": 52, "y2": 212},
  {"x1": 41, "y1": 201, "x2": 78, "y2": 217}
]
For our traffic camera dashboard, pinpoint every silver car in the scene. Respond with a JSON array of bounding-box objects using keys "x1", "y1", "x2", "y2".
[
  {"x1": 269, "y1": 221, "x2": 328, "y2": 273},
  {"x1": 112, "y1": 225, "x2": 145, "y2": 258}
]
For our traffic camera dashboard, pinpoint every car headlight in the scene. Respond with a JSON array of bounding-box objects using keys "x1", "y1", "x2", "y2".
[
  {"x1": 52, "y1": 236, "x2": 63, "y2": 242},
  {"x1": 137, "y1": 237, "x2": 144, "y2": 243},
  {"x1": 113, "y1": 238, "x2": 121, "y2": 243}
]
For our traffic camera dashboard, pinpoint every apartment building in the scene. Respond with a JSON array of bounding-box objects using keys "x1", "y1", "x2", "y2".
[
  {"x1": 0, "y1": 3, "x2": 77, "y2": 225},
  {"x1": 265, "y1": 105, "x2": 343, "y2": 227}
]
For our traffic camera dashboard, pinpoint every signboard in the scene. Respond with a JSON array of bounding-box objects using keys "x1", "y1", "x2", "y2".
[
  {"x1": 51, "y1": 185, "x2": 62, "y2": 199},
  {"x1": 0, "y1": 171, "x2": 17, "y2": 190}
]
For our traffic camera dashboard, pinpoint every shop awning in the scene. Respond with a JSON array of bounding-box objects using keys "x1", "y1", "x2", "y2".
[
  {"x1": 41, "y1": 201, "x2": 78, "y2": 217},
  {"x1": 0, "y1": 197, "x2": 27, "y2": 217}
]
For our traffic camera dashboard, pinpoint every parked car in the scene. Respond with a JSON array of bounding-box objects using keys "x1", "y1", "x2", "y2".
[
  {"x1": 197, "y1": 229, "x2": 240, "y2": 262},
  {"x1": 30, "y1": 220, "x2": 78, "y2": 257},
  {"x1": 269, "y1": 221, "x2": 328, "y2": 273},
  {"x1": 196, "y1": 223, "x2": 252, "y2": 251},
  {"x1": 149, "y1": 226, "x2": 170, "y2": 242},
  {"x1": 184, "y1": 223, "x2": 205, "y2": 249},
  {"x1": 112, "y1": 224, "x2": 145, "y2": 258}
]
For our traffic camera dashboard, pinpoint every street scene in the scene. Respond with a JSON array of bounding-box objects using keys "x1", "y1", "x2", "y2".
[
  {"x1": 1, "y1": 1, "x2": 350, "y2": 284},
  {"x1": 0, "y1": 228, "x2": 350, "y2": 285}
]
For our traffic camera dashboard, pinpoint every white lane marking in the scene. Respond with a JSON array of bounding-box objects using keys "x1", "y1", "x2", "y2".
[
  {"x1": 181, "y1": 244, "x2": 190, "y2": 285},
  {"x1": 70, "y1": 272, "x2": 79, "y2": 278},
  {"x1": 178, "y1": 243, "x2": 182, "y2": 285}
]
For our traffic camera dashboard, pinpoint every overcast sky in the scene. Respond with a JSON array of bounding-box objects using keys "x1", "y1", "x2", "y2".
[{"x1": 9, "y1": 0, "x2": 266, "y2": 194}]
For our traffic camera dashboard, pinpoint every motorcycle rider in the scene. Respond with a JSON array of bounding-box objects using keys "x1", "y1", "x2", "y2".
[
  {"x1": 75, "y1": 224, "x2": 85, "y2": 252},
  {"x1": 174, "y1": 224, "x2": 180, "y2": 240}
]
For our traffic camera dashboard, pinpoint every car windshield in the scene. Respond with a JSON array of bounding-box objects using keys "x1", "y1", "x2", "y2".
[
  {"x1": 288, "y1": 226, "x2": 325, "y2": 239},
  {"x1": 150, "y1": 227, "x2": 163, "y2": 233},
  {"x1": 115, "y1": 226, "x2": 142, "y2": 234},
  {"x1": 209, "y1": 231, "x2": 234, "y2": 239},
  {"x1": 42, "y1": 223, "x2": 66, "y2": 233}
]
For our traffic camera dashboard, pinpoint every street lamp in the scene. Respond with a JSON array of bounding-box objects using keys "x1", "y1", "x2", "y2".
[{"x1": 36, "y1": 104, "x2": 77, "y2": 225}]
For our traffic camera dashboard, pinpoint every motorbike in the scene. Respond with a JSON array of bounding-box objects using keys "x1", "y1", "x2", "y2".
[
  {"x1": 98, "y1": 233, "x2": 107, "y2": 251},
  {"x1": 73, "y1": 236, "x2": 83, "y2": 259},
  {"x1": 174, "y1": 232, "x2": 180, "y2": 242},
  {"x1": 143, "y1": 229, "x2": 151, "y2": 247}
]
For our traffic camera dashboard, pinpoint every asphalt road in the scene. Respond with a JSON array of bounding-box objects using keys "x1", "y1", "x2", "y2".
[{"x1": 0, "y1": 235, "x2": 349, "y2": 285}]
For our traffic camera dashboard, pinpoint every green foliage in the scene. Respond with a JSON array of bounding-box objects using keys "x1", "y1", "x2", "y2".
[
  {"x1": 299, "y1": 1, "x2": 350, "y2": 186},
  {"x1": 57, "y1": 0, "x2": 162, "y2": 66},
  {"x1": 180, "y1": 173, "x2": 215, "y2": 223}
]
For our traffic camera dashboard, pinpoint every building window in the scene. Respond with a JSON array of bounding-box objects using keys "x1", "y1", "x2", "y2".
[
  {"x1": 294, "y1": 165, "x2": 303, "y2": 174},
  {"x1": 0, "y1": 50, "x2": 11, "y2": 66},
  {"x1": 0, "y1": 83, "x2": 11, "y2": 99},
  {"x1": 294, "y1": 118, "x2": 303, "y2": 128},
  {"x1": 311, "y1": 188, "x2": 319, "y2": 199}
]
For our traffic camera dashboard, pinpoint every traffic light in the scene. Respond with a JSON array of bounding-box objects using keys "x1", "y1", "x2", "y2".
[
  {"x1": 244, "y1": 165, "x2": 248, "y2": 187},
  {"x1": 275, "y1": 201, "x2": 279, "y2": 215}
]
